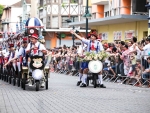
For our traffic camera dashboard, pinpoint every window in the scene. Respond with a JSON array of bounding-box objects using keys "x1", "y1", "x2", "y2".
[
  {"x1": 39, "y1": 9, "x2": 43, "y2": 18},
  {"x1": 61, "y1": 0, "x2": 78, "y2": 3},
  {"x1": 52, "y1": 0, "x2": 58, "y2": 3},
  {"x1": 51, "y1": 16, "x2": 58, "y2": 28},
  {"x1": 40, "y1": 0, "x2": 43, "y2": 7},
  {"x1": 62, "y1": 16, "x2": 69, "y2": 28},
  {"x1": 47, "y1": 16, "x2": 51, "y2": 22},
  {"x1": 92, "y1": 13, "x2": 96, "y2": 19},
  {"x1": 40, "y1": 19, "x2": 43, "y2": 23},
  {"x1": 114, "y1": 8, "x2": 117, "y2": 16},
  {"x1": 61, "y1": 16, "x2": 78, "y2": 28},
  {"x1": 47, "y1": 0, "x2": 51, "y2": 3},
  {"x1": 70, "y1": 0, "x2": 78, "y2": 3},
  {"x1": 62, "y1": 0, "x2": 69, "y2": 3},
  {"x1": 105, "y1": 11, "x2": 109, "y2": 17},
  {"x1": 47, "y1": 16, "x2": 51, "y2": 28}
]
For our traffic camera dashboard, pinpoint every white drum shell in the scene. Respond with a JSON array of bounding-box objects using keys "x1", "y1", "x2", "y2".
[
  {"x1": 32, "y1": 69, "x2": 43, "y2": 80},
  {"x1": 88, "y1": 60, "x2": 103, "y2": 73}
]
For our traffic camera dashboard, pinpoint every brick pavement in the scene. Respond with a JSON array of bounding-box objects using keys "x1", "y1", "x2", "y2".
[{"x1": 0, "y1": 73, "x2": 150, "y2": 113}]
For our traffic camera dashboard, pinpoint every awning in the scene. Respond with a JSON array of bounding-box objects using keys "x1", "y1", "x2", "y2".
[
  {"x1": 69, "y1": 14, "x2": 148, "y2": 27},
  {"x1": 45, "y1": 28, "x2": 91, "y2": 32}
]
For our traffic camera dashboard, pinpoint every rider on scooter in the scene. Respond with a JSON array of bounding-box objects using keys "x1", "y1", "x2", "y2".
[{"x1": 26, "y1": 33, "x2": 47, "y2": 87}]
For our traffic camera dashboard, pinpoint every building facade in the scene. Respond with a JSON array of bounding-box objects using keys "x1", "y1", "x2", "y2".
[
  {"x1": 37, "y1": 0, "x2": 91, "y2": 48},
  {"x1": 0, "y1": 0, "x2": 31, "y2": 38},
  {"x1": 70, "y1": 0, "x2": 148, "y2": 43}
]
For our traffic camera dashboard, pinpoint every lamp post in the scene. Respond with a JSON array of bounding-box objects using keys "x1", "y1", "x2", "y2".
[{"x1": 83, "y1": 0, "x2": 91, "y2": 38}]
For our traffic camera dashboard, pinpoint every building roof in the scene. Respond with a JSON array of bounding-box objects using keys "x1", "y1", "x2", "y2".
[
  {"x1": 11, "y1": 0, "x2": 31, "y2": 7},
  {"x1": 69, "y1": 14, "x2": 148, "y2": 27},
  {"x1": 45, "y1": 28, "x2": 91, "y2": 32}
]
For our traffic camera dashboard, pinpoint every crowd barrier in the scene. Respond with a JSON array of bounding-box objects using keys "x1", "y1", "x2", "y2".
[{"x1": 49, "y1": 54, "x2": 150, "y2": 88}]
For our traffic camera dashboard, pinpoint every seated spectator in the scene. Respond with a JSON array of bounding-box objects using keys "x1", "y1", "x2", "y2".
[
  {"x1": 129, "y1": 65, "x2": 142, "y2": 86},
  {"x1": 141, "y1": 57, "x2": 150, "y2": 87}
]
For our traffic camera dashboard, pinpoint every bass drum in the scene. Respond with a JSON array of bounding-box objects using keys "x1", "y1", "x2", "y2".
[{"x1": 88, "y1": 60, "x2": 103, "y2": 73}]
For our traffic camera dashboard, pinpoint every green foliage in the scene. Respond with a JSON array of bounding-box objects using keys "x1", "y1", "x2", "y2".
[{"x1": 0, "y1": 4, "x2": 4, "y2": 18}]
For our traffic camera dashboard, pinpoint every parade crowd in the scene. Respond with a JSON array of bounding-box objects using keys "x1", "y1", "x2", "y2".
[{"x1": 49, "y1": 31, "x2": 150, "y2": 88}]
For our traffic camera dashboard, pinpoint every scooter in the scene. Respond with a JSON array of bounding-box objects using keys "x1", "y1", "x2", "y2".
[{"x1": 22, "y1": 55, "x2": 49, "y2": 91}]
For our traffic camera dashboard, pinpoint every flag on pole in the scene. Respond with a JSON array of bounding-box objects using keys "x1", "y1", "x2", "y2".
[
  {"x1": 16, "y1": 23, "x2": 19, "y2": 34},
  {"x1": 20, "y1": 22, "x2": 22, "y2": 32},
  {"x1": 4, "y1": 31, "x2": 8, "y2": 40},
  {"x1": 2, "y1": 31, "x2": 5, "y2": 41},
  {"x1": 10, "y1": 28, "x2": 13, "y2": 36}
]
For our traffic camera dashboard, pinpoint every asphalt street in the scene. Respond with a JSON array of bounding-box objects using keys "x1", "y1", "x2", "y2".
[{"x1": 0, "y1": 72, "x2": 150, "y2": 113}]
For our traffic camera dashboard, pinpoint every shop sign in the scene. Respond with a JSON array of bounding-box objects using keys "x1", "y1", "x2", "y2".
[
  {"x1": 125, "y1": 30, "x2": 135, "y2": 40},
  {"x1": 113, "y1": 31, "x2": 122, "y2": 40}
]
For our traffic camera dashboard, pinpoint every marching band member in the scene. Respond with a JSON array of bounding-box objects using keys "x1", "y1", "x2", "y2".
[
  {"x1": 4, "y1": 38, "x2": 28, "y2": 68},
  {"x1": 2, "y1": 46, "x2": 10, "y2": 66},
  {"x1": 8, "y1": 44, "x2": 16, "y2": 72},
  {"x1": 26, "y1": 34, "x2": 47, "y2": 56},
  {"x1": 0, "y1": 46, "x2": 4, "y2": 74},
  {"x1": 70, "y1": 30, "x2": 106, "y2": 88}
]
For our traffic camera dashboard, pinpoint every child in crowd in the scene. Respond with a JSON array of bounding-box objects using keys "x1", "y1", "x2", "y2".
[{"x1": 128, "y1": 52, "x2": 137, "y2": 76}]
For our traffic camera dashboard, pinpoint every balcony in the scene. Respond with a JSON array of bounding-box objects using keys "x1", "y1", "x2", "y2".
[
  {"x1": 91, "y1": 0, "x2": 109, "y2": 5},
  {"x1": 1, "y1": 18, "x2": 10, "y2": 24}
]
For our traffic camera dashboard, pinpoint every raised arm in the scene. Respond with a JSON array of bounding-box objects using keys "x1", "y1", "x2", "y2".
[{"x1": 70, "y1": 30, "x2": 83, "y2": 40}]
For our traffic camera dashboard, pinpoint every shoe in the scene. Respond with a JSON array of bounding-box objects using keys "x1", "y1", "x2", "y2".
[
  {"x1": 97, "y1": 84, "x2": 100, "y2": 87},
  {"x1": 41, "y1": 81, "x2": 45, "y2": 88},
  {"x1": 28, "y1": 80, "x2": 32, "y2": 86},
  {"x1": 29, "y1": 72, "x2": 32, "y2": 76},
  {"x1": 100, "y1": 84, "x2": 106, "y2": 88},
  {"x1": 80, "y1": 83, "x2": 87, "y2": 87},
  {"x1": 77, "y1": 81, "x2": 82, "y2": 86}
]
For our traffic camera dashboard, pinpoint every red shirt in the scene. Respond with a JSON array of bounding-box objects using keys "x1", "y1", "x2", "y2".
[{"x1": 90, "y1": 42, "x2": 96, "y2": 50}]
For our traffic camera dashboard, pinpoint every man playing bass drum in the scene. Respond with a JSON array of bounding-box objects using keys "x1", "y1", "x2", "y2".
[{"x1": 70, "y1": 30, "x2": 106, "y2": 88}]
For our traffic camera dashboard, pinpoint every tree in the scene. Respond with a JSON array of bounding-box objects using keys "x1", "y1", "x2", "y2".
[{"x1": 0, "y1": 4, "x2": 4, "y2": 18}]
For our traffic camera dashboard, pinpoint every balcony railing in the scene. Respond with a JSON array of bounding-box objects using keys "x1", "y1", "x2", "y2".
[
  {"x1": 91, "y1": 0, "x2": 109, "y2": 5},
  {"x1": 1, "y1": 18, "x2": 10, "y2": 24}
]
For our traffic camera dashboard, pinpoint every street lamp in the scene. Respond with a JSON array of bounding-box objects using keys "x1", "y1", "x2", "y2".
[
  {"x1": 83, "y1": 0, "x2": 92, "y2": 38},
  {"x1": 65, "y1": 17, "x2": 75, "y2": 47}
]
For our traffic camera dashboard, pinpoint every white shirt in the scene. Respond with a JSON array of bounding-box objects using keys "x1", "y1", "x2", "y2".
[
  {"x1": 129, "y1": 44, "x2": 139, "y2": 51},
  {"x1": 129, "y1": 44, "x2": 141, "y2": 59},
  {"x1": 143, "y1": 43, "x2": 150, "y2": 59},
  {"x1": 0, "y1": 50, "x2": 3, "y2": 56},
  {"x1": 8, "y1": 52, "x2": 15, "y2": 62},
  {"x1": 77, "y1": 45, "x2": 83, "y2": 55},
  {"x1": 16, "y1": 47, "x2": 26, "y2": 58},
  {"x1": 15, "y1": 48, "x2": 20, "y2": 58},
  {"x1": 2, "y1": 49, "x2": 9, "y2": 57},
  {"x1": 26, "y1": 42, "x2": 46, "y2": 56}
]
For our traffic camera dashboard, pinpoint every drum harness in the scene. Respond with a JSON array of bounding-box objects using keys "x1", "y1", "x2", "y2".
[
  {"x1": 29, "y1": 43, "x2": 45, "y2": 62},
  {"x1": 88, "y1": 41, "x2": 99, "y2": 53}
]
